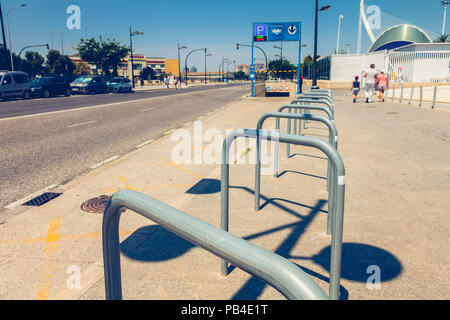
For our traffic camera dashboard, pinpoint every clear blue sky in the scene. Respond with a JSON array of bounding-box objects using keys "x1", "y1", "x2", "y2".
[{"x1": 3, "y1": 0, "x2": 448, "y2": 71}]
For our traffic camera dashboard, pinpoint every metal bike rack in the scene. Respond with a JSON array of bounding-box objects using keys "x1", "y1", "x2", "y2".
[
  {"x1": 102, "y1": 189, "x2": 328, "y2": 300},
  {"x1": 292, "y1": 96, "x2": 334, "y2": 132},
  {"x1": 258, "y1": 112, "x2": 338, "y2": 235},
  {"x1": 220, "y1": 129, "x2": 346, "y2": 300},
  {"x1": 301, "y1": 92, "x2": 334, "y2": 106},
  {"x1": 276, "y1": 104, "x2": 334, "y2": 158}
]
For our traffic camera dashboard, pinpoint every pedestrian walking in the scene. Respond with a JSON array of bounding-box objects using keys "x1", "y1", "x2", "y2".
[
  {"x1": 363, "y1": 64, "x2": 378, "y2": 103},
  {"x1": 376, "y1": 70, "x2": 388, "y2": 102},
  {"x1": 351, "y1": 76, "x2": 361, "y2": 103},
  {"x1": 165, "y1": 77, "x2": 170, "y2": 89},
  {"x1": 174, "y1": 77, "x2": 178, "y2": 90}
]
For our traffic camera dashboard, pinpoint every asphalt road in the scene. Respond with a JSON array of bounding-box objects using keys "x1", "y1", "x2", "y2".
[
  {"x1": 0, "y1": 82, "x2": 248, "y2": 119},
  {"x1": 0, "y1": 83, "x2": 250, "y2": 212}
]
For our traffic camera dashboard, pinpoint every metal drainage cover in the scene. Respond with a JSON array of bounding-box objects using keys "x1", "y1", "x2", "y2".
[
  {"x1": 23, "y1": 192, "x2": 62, "y2": 207},
  {"x1": 81, "y1": 195, "x2": 111, "y2": 214}
]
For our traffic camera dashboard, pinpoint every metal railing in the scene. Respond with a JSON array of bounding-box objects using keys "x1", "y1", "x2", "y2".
[
  {"x1": 102, "y1": 189, "x2": 328, "y2": 300},
  {"x1": 220, "y1": 129, "x2": 346, "y2": 300}
]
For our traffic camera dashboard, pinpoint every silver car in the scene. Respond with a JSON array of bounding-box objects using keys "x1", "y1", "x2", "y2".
[{"x1": 0, "y1": 71, "x2": 31, "y2": 100}]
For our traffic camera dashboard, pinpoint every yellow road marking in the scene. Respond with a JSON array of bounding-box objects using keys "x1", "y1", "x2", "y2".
[
  {"x1": 167, "y1": 162, "x2": 204, "y2": 180},
  {"x1": 119, "y1": 176, "x2": 136, "y2": 191},
  {"x1": 36, "y1": 216, "x2": 61, "y2": 300}
]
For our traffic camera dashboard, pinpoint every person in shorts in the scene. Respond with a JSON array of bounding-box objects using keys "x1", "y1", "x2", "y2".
[
  {"x1": 376, "y1": 71, "x2": 388, "y2": 102},
  {"x1": 351, "y1": 76, "x2": 361, "y2": 103}
]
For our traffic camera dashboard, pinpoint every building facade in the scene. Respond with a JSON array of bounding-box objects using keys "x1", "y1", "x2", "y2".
[{"x1": 69, "y1": 53, "x2": 179, "y2": 81}]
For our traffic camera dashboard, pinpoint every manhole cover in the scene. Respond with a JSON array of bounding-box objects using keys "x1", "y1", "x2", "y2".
[
  {"x1": 81, "y1": 195, "x2": 111, "y2": 213},
  {"x1": 23, "y1": 192, "x2": 62, "y2": 207}
]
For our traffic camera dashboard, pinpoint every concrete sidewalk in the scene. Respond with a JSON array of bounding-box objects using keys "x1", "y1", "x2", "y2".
[{"x1": 0, "y1": 88, "x2": 449, "y2": 300}]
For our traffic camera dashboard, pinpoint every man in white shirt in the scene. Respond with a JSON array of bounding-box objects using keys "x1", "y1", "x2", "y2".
[{"x1": 363, "y1": 64, "x2": 378, "y2": 103}]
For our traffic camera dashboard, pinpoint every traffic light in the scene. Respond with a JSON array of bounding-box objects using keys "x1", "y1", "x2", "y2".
[{"x1": 236, "y1": 43, "x2": 239, "y2": 50}]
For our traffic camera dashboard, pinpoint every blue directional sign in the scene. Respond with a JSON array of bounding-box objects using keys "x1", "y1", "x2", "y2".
[{"x1": 253, "y1": 22, "x2": 301, "y2": 42}]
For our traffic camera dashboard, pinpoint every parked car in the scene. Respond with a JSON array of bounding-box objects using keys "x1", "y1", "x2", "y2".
[
  {"x1": 30, "y1": 76, "x2": 71, "y2": 98},
  {"x1": 70, "y1": 75, "x2": 107, "y2": 94},
  {"x1": 107, "y1": 77, "x2": 132, "y2": 93},
  {"x1": 0, "y1": 71, "x2": 31, "y2": 100}
]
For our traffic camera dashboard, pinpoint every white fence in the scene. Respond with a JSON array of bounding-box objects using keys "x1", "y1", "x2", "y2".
[{"x1": 331, "y1": 50, "x2": 450, "y2": 83}]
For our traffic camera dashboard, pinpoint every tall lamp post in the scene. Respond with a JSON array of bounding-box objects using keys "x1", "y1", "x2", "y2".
[
  {"x1": 184, "y1": 47, "x2": 206, "y2": 85},
  {"x1": 442, "y1": 1, "x2": 450, "y2": 36},
  {"x1": 177, "y1": 44, "x2": 187, "y2": 84},
  {"x1": 204, "y1": 50, "x2": 212, "y2": 84},
  {"x1": 129, "y1": 27, "x2": 144, "y2": 89},
  {"x1": 18, "y1": 43, "x2": 49, "y2": 59},
  {"x1": 273, "y1": 44, "x2": 283, "y2": 61},
  {"x1": 336, "y1": 14, "x2": 344, "y2": 54},
  {"x1": 312, "y1": 1, "x2": 330, "y2": 88},
  {"x1": 236, "y1": 43, "x2": 268, "y2": 79},
  {"x1": 0, "y1": 2, "x2": 8, "y2": 50},
  {"x1": 6, "y1": 3, "x2": 26, "y2": 71}
]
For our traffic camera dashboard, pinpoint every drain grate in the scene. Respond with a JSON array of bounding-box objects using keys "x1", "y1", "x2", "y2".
[
  {"x1": 23, "y1": 192, "x2": 62, "y2": 207},
  {"x1": 81, "y1": 195, "x2": 111, "y2": 213}
]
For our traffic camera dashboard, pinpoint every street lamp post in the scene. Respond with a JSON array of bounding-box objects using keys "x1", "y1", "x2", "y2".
[
  {"x1": 0, "y1": 2, "x2": 8, "y2": 51},
  {"x1": 442, "y1": 1, "x2": 450, "y2": 36},
  {"x1": 129, "y1": 27, "x2": 144, "y2": 89},
  {"x1": 236, "y1": 43, "x2": 268, "y2": 79},
  {"x1": 18, "y1": 44, "x2": 49, "y2": 59},
  {"x1": 184, "y1": 48, "x2": 206, "y2": 85},
  {"x1": 312, "y1": 1, "x2": 330, "y2": 88},
  {"x1": 177, "y1": 44, "x2": 187, "y2": 84},
  {"x1": 336, "y1": 14, "x2": 344, "y2": 54},
  {"x1": 6, "y1": 3, "x2": 26, "y2": 71},
  {"x1": 204, "y1": 50, "x2": 212, "y2": 84}
]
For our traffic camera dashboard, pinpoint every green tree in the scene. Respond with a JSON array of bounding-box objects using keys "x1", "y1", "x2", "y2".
[
  {"x1": 19, "y1": 51, "x2": 45, "y2": 78},
  {"x1": 76, "y1": 38, "x2": 103, "y2": 73},
  {"x1": 268, "y1": 58, "x2": 296, "y2": 80},
  {"x1": 140, "y1": 67, "x2": 155, "y2": 81},
  {"x1": 76, "y1": 38, "x2": 129, "y2": 77},
  {"x1": 45, "y1": 50, "x2": 75, "y2": 76},
  {"x1": 233, "y1": 71, "x2": 248, "y2": 80}
]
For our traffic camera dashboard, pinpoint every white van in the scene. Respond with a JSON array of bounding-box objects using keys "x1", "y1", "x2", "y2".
[{"x1": 0, "y1": 71, "x2": 31, "y2": 100}]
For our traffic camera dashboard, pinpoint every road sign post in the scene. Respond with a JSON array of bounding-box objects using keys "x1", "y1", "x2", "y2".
[{"x1": 252, "y1": 22, "x2": 301, "y2": 97}]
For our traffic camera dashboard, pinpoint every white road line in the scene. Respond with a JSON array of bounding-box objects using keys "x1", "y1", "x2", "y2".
[
  {"x1": 135, "y1": 139, "x2": 154, "y2": 149},
  {"x1": 66, "y1": 120, "x2": 96, "y2": 128},
  {"x1": 90, "y1": 155, "x2": 119, "y2": 169},
  {"x1": 0, "y1": 85, "x2": 243, "y2": 122},
  {"x1": 164, "y1": 129, "x2": 175, "y2": 135},
  {"x1": 139, "y1": 107, "x2": 155, "y2": 112},
  {"x1": 5, "y1": 184, "x2": 59, "y2": 210}
]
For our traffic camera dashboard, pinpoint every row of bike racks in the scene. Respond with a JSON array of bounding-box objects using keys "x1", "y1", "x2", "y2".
[
  {"x1": 101, "y1": 88, "x2": 344, "y2": 300},
  {"x1": 220, "y1": 88, "x2": 345, "y2": 300}
]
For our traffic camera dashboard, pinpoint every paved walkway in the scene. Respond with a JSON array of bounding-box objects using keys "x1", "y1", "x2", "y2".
[{"x1": 0, "y1": 88, "x2": 448, "y2": 300}]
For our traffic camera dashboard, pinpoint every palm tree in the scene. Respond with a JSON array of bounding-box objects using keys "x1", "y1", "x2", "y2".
[{"x1": 434, "y1": 34, "x2": 450, "y2": 42}]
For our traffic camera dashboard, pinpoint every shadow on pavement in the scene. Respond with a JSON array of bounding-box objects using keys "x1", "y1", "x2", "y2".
[{"x1": 119, "y1": 178, "x2": 402, "y2": 300}]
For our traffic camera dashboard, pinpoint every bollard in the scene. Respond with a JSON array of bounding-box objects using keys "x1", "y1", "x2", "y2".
[
  {"x1": 399, "y1": 84, "x2": 404, "y2": 103},
  {"x1": 392, "y1": 84, "x2": 395, "y2": 102},
  {"x1": 432, "y1": 86, "x2": 437, "y2": 109},
  {"x1": 419, "y1": 86, "x2": 423, "y2": 107},
  {"x1": 409, "y1": 86, "x2": 414, "y2": 105}
]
